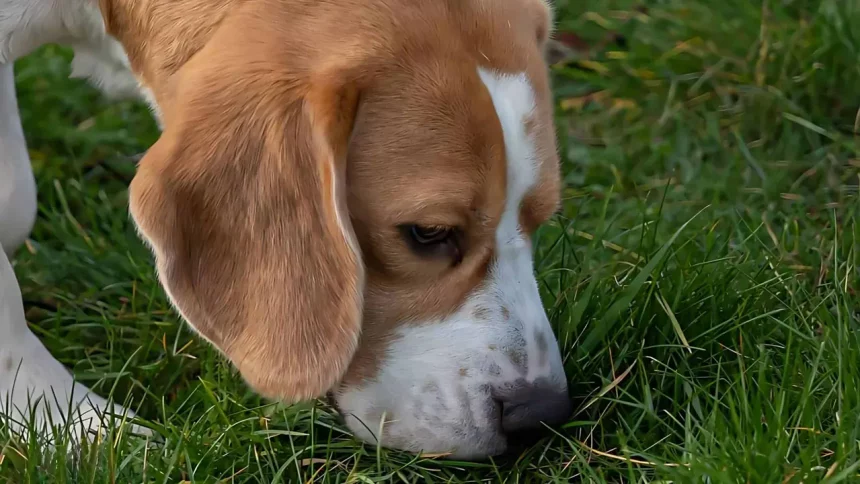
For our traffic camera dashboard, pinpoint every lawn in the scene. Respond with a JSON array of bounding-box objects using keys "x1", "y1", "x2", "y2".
[{"x1": 2, "y1": 0, "x2": 859, "y2": 481}]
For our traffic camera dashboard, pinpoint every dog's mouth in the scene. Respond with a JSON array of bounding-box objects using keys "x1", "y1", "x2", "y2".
[{"x1": 323, "y1": 391, "x2": 343, "y2": 415}]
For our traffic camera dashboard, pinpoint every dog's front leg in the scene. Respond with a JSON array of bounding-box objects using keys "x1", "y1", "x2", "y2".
[
  {"x1": 0, "y1": 246, "x2": 143, "y2": 443},
  {"x1": 0, "y1": 63, "x2": 37, "y2": 257},
  {"x1": 0, "y1": 62, "x2": 145, "y2": 444}
]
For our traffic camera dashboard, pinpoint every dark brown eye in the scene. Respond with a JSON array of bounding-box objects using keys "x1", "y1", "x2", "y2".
[
  {"x1": 399, "y1": 224, "x2": 463, "y2": 265},
  {"x1": 409, "y1": 225, "x2": 451, "y2": 245}
]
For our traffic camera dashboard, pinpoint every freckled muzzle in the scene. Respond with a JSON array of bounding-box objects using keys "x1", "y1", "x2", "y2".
[
  {"x1": 332, "y1": 371, "x2": 572, "y2": 460},
  {"x1": 332, "y1": 239, "x2": 571, "y2": 458},
  {"x1": 331, "y1": 301, "x2": 572, "y2": 460}
]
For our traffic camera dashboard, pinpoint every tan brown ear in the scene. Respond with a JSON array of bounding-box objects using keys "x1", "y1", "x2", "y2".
[{"x1": 129, "y1": 18, "x2": 363, "y2": 403}]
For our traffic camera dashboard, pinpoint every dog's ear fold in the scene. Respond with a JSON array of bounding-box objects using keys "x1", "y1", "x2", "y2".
[{"x1": 129, "y1": 16, "x2": 364, "y2": 402}]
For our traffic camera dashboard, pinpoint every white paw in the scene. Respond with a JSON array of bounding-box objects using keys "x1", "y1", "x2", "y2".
[
  {"x1": 0, "y1": 248, "x2": 150, "y2": 447},
  {"x1": 1, "y1": 365, "x2": 150, "y2": 446}
]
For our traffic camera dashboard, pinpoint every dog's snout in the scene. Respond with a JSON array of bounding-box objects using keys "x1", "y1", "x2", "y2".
[{"x1": 496, "y1": 379, "x2": 571, "y2": 440}]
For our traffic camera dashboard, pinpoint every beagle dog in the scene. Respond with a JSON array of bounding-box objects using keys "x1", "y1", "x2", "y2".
[{"x1": 0, "y1": 0, "x2": 570, "y2": 459}]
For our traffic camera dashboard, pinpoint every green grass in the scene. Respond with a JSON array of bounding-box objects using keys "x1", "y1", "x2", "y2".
[{"x1": 2, "y1": 0, "x2": 859, "y2": 481}]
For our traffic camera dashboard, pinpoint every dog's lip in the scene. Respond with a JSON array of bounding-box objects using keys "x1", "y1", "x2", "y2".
[
  {"x1": 325, "y1": 387, "x2": 513, "y2": 460},
  {"x1": 324, "y1": 391, "x2": 342, "y2": 414}
]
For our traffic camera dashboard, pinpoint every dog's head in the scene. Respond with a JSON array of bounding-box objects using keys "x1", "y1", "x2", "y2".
[{"x1": 129, "y1": 0, "x2": 567, "y2": 459}]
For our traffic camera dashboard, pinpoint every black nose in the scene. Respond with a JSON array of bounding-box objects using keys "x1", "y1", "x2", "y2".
[{"x1": 495, "y1": 379, "x2": 572, "y2": 446}]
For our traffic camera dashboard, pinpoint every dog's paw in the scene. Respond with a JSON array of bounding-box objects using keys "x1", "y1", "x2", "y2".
[
  {"x1": 0, "y1": 348, "x2": 152, "y2": 446},
  {"x1": 0, "y1": 249, "x2": 150, "y2": 447}
]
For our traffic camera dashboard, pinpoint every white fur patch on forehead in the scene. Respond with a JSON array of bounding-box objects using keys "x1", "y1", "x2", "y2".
[
  {"x1": 478, "y1": 67, "x2": 562, "y2": 385},
  {"x1": 476, "y1": 68, "x2": 537, "y2": 246}
]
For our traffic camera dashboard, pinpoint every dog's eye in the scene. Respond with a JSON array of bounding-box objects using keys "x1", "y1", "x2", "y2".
[
  {"x1": 400, "y1": 224, "x2": 462, "y2": 265},
  {"x1": 409, "y1": 225, "x2": 451, "y2": 245}
]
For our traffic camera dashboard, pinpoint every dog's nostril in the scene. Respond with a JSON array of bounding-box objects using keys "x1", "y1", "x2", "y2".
[{"x1": 497, "y1": 380, "x2": 572, "y2": 437}]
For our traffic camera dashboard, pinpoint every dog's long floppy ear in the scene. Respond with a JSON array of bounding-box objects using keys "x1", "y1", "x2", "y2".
[{"x1": 129, "y1": 17, "x2": 364, "y2": 402}]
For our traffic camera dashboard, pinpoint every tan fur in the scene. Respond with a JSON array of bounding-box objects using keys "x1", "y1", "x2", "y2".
[{"x1": 109, "y1": 0, "x2": 560, "y2": 399}]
